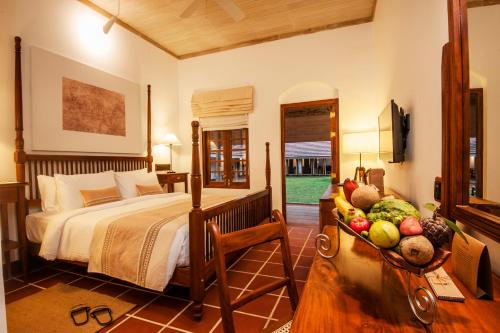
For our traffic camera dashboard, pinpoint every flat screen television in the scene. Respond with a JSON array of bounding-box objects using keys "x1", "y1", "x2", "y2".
[{"x1": 378, "y1": 100, "x2": 410, "y2": 163}]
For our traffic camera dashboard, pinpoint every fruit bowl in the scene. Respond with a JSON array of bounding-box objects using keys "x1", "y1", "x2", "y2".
[
  {"x1": 316, "y1": 208, "x2": 451, "y2": 325},
  {"x1": 335, "y1": 209, "x2": 451, "y2": 276}
]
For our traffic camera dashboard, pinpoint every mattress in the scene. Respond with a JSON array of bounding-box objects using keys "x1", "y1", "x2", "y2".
[{"x1": 26, "y1": 192, "x2": 191, "y2": 276}]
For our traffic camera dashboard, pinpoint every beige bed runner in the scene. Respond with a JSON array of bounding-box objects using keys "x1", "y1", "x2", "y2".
[{"x1": 88, "y1": 195, "x2": 231, "y2": 291}]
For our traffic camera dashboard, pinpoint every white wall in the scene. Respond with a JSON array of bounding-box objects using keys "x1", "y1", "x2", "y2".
[
  {"x1": 0, "y1": 0, "x2": 179, "y2": 185},
  {"x1": 373, "y1": 0, "x2": 499, "y2": 275},
  {"x1": 372, "y1": 0, "x2": 448, "y2": 208},
  {"x1": 468, "y1": 5, "x2": 500, "y2": 202},
  {"x1": 177, "y1": 23, "x2": 382, "y2": 209}
]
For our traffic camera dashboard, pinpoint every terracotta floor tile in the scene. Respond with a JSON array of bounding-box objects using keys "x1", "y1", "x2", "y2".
[
  {"x1": 224, "y1": 271, "x2": 254, "y2": 289},
  {"x1": 204, "y1": 285, "x2": 242, "y2": 307},
  {"x1": 288, "y1": 237, "x2": 306, "y2": 247},
  {"x1": 301, "y1": 247, "x2": 317, "y2": 256},
  {"x1": 5, "y1": 285, "x2": 42, "y2": 304},
  {"x1": 238, "y1": 292, "x2": 280, "y2": 317},
  {"x1": 35, "y1": 272, "x2": 81, "y2": 288},
  {"x1": 69, "y1": 277, "x2": 105, "y2": 290},
  {"x1": 135, "y1": 295, "x2": 190, "y2": 324},
  {"x1": 107, "y1": 317, "x2": 162, "y2": 333},
  {"x1": 241, "y1": 249, "x2": 270, "y2": 261},
  {"x1": 169, "y1": 303, "x2": 221, "y2": 333},
  {"x1": 230, "y1": 259, "x2": 263, "y2": 274},
  {"x1": 259, "y1": 263, "x2": 284, "y2": 277},
  {"x1": 269, "y1": 281, "x2": 305, "y2": 298},
  {"x1": 4, "y1": 279, "x2": 26, "y2": 293},
  {"x1": 252, "y1": 242, "x2": 278, "y2": 252},
  {"x1": 93, "y1": 283, "x2": 130, "y2": 297},
  {"x1": 247, "y1": 275, "x2": 281, "y2": 291},
  {"x1": 268, "y1": 253, "x2": 297, "y2": 265},
  {"x1": 293, "y1": 267, "x2": 310, "y2": 281},
  {"x1": 296, "y1": 255, "x2": 313, "y2": 267},
  {"x1": 23, "y1": 267, "x2": 59, "y2": 283},
  {"x1": 212, "y1": 312, "x2": 268, "y2": 333},
  {"x1": 272, "y1": 298, "x2": 293, "y2": 320},
  {"x1": 118, "y1": 289, "x2": 158, "y2": 308}
]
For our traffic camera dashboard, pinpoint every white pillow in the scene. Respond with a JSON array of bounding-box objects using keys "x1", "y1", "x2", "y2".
[
  {"x1": 55, "y1": 171, "x2": 116, "y2": 211},
  {"x1": 114, "y1": 170, "x2": 160, "y2": 199},
  {"x1": 37, "y1": 175, "x2": 58, "y2": 212}
]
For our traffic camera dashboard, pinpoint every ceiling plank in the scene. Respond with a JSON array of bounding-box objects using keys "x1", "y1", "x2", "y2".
[{"x1": 78, "y1": 0, "x2": 180, "y2": 59}]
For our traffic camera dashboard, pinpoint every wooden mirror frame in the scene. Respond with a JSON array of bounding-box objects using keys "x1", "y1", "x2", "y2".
[{"x1": 441, "y1": 0, "x2": 500, "y2": 242}]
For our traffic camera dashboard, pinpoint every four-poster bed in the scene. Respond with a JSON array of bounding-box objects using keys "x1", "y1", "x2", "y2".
[{"x1": 13, "y1": 36, "x2": 273, "y2": 319}]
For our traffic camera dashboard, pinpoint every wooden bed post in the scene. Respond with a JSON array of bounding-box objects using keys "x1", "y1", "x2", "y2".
[
  {"x1": 265, "y1": 142, "x2": 273, "y2": 219},
  {"x1": 146, "y1": 84, "x2": 153, "y2": 172},
  {"x1": 14, "y1": 36, "x2": 26, "y2": 183},
  {"x1": 189, "y1": 120, "x2": 204, "y2": 319}
]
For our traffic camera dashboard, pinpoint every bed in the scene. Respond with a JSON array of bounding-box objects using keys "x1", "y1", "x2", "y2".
[{"x1": 13, "y1": 36, "x2": 273, "y2": 319}]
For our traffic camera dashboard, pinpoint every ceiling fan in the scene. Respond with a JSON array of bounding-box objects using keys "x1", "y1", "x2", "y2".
[{"x1": 180, "y1": 0, "x2": 246, "y2": 22}]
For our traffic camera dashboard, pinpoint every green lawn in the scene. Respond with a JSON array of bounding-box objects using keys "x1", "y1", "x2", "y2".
[{"x1": 286, "y1": 176, "x2": 331, "y2": 204}]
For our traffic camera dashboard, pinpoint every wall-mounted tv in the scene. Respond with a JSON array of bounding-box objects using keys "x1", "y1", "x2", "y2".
[{"x1": 378, "y1": 100, "x2": 410, "y2": 163}]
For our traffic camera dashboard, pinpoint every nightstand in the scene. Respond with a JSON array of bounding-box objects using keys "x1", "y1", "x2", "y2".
[
  {"x1": 156, "y1": 172, "x2": 189, "y2": 193},
  {"x1": 0, "y1": 182, "x2": 28, "y2": 278}
]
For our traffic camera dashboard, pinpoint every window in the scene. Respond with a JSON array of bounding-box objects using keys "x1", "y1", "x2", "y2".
[{"x1": 203, "y1": 129, "x2": 249, "y2": 189}]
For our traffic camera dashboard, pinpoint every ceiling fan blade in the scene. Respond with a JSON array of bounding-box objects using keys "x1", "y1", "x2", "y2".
[
  {"x1": 180, "y1": 0, "x2": 203, "y2": 18},
  {"x1": 214, "y1": 0, "x2": 245, "y2": 22}
]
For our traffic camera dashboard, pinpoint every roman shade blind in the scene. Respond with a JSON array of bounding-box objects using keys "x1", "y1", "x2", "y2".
[
  {"x1": 199, "y1": 114, "x2": 248, "y2": 131},
  {"x1": 191, "y1": 86, "x2": 254, "y2": 117}
]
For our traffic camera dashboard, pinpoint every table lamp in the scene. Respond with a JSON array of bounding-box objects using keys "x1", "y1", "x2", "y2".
[
  {"x1": 161, "y1": 133, "x2": 181, "y2": 173},
  {"x1": 342, "y1": 131, "x2": 378, "y2": 184}
]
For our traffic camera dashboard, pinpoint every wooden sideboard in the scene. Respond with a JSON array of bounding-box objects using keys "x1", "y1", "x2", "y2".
[
  {"x1": 156, "y1": 172, "x2": 189, "y2": 193},
  {"x1": 290, "y1": 224, "x2": 500, "y2": 332},
  {"x1": 0, "y1": 182, "x2": 28, "y2": 278}
]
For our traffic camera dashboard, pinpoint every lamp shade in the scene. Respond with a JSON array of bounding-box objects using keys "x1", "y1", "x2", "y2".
[
  {"x1": 342, "y1": 131, "x2": 378, "y2": 154},
  {"x1": 161, "y1": 133, "x2": 181, "y2": 146}
]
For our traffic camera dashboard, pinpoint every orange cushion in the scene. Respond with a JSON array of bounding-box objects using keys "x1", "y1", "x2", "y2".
[
  {"x1": 136, "y1": 184, "x2": 164, "y2": 196},
  {"x1": 80, "y1": 186, "x2": 122, "y2": 207}
]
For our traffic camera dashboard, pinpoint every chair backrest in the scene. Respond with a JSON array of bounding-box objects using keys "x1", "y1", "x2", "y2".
[{"x1": 208, "y1": 209, "x2": 299, "y2": 333}]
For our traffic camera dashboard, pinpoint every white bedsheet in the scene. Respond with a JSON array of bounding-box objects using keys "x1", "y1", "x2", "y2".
[{"x1": 26, "y1": 192, "x2": 192, "y2": 282}]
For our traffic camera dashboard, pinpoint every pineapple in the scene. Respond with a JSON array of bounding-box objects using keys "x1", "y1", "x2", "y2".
[{"x1": 419, "y1": 217, "x2": 452, "y2": 248}]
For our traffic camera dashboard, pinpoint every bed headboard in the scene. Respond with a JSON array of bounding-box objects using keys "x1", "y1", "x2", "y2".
[{"x1": 14, "y1": 37, "x2": 153, "y2": 207}]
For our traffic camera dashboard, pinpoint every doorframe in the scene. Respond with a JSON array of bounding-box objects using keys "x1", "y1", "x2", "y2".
[{"x1": 280, "y1": 99, "x2": 339, "y2": 218}]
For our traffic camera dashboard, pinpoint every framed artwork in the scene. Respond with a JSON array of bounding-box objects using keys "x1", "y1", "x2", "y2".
[{"x1": 30, "y1": 46, "x2": 142, "y2": 154}]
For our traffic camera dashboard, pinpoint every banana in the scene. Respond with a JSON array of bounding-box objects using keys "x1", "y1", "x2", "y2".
[{"x1": 334, "y1": 195, "x2": 354, "y2": 218}]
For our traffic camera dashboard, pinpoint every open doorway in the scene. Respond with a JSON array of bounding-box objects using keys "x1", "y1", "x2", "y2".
[{"x1": 280, "y1": 99, "x2": 339, "y2": 223}]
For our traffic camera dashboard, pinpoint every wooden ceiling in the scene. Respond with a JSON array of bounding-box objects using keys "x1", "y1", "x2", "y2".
[{"x1": 81, "y1": 0, "x2": 376, "y2": 59}]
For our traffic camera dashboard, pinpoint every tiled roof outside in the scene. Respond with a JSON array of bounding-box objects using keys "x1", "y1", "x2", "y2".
[{"x1": 285, "y1": 141, "x2": 331, "y2": 158}]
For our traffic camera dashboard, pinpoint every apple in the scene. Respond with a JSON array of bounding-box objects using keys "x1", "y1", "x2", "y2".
[
  {"x1": 399, "y1": 216, "x2": 423, "y2": 236},
  {"x1": 344, "y1": 208, "x2": 366, "y2": 224},
  {"x1": 343, "y1": 178, "x2": 359, "y2": 203},
  {"x1": 349, "y1": 217, "x2": 370, "y2": 234}
]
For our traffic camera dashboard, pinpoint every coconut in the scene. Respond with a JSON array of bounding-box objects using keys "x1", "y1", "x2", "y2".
[
  {"x1": 400, "y1": 236, "x2": 434, "y2": 266},
  {"x1": 350, "y1": 185, "x2": 380, "y2": 210}
]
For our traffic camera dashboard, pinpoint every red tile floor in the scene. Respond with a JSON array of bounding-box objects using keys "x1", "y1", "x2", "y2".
[{"x1": 4, "y1": 225, "x2": 318, "y2": 333}]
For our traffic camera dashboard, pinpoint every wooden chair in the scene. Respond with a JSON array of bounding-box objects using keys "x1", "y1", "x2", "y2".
[{"x1": 208, "y1": 209, "x2": 299, "y2": 333}]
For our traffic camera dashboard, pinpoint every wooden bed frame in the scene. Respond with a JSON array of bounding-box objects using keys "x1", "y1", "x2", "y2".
[{"x1": 13, "y1": 37, "x2": 273, "y2": 319}]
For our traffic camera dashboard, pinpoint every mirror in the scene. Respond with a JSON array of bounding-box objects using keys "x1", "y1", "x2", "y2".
[{"x1": 467, "y1": 3, "x2": 500, "y2": 216}]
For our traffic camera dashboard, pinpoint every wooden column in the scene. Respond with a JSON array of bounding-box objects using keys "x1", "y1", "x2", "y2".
[
  {"x1": 265, "y1": 142, "x2": 273, "y2": 219},
  {"x1": 189, "y1": 120, "x2": 204, "y2": 319},
  {"x1": 14, "y1": 37, "x2": 26, "y2": 183},
  {"x1": 146, "y1": 84, "x2": 153, "y2": 172}
]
